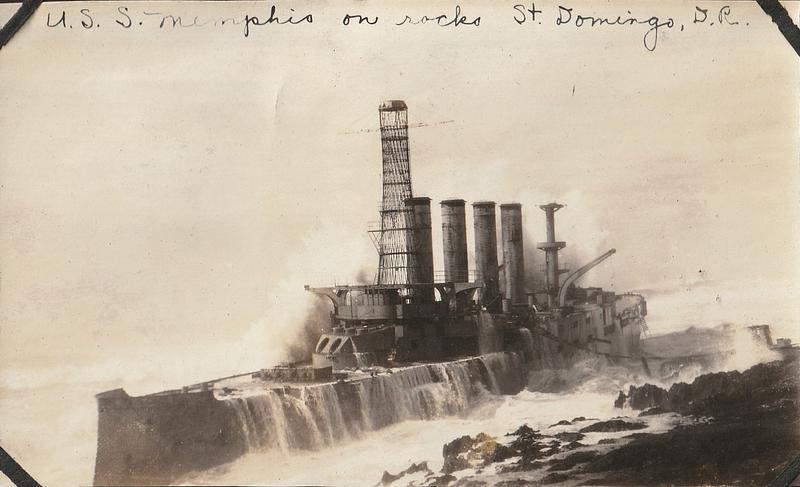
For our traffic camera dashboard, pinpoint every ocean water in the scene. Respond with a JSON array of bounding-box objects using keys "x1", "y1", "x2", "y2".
[
  {"x1": 0, "y1": 277, "x2": 796, "y2": 486},
  {"x1": 182, "y1": 338, "x2": 778, "y2": 487}
]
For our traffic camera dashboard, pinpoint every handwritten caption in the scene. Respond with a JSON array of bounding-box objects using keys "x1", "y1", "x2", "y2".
[{"x1": 45, "y1": 3, "x2": 747, "y2": 51}]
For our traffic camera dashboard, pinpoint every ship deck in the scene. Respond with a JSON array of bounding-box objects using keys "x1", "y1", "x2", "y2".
[{"x1": 132, "y1": 355, "x2": 489, "y2": 401}]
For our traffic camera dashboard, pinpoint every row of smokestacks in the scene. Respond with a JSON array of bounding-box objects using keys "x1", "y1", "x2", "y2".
[{"x1": 403, "y1": 198, "x2": 528, "y2": 306}]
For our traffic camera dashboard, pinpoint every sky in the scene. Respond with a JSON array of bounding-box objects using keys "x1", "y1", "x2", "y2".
[{"x1": 0, "y1": 0, "x2": 798, "y2": 389}]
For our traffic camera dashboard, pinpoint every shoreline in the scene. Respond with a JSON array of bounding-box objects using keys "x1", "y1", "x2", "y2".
[{"x1": 380, "y1": 355, "x2": 799, "y2": 486}]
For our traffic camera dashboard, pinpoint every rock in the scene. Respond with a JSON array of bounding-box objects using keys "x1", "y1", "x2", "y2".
[
  {"x1": 584, "y1": 358, "x2": 800, "y2": 486},
  {"x1": 498, "y1": 460, "x2": 547, "y2": 474},
  {"x1": 581, "y1": 417, "x2": 800, "y2": 486},
  {"x1": 571, "y1": 416, "x2": 587, "y2": 422},
  {"x1": 614, "y1": 391, "x2": 626, "y2": 409},
  {"x1": 621, "y1": 359, "x2": 800, "y2": 421},
  {"x1": 638, "y1": 406, "x2": 666, "y2": 416},
  {"x1": 507, "y1": 424, "x2": 535, "y2": 437},
  {"x1": 509, "y1": 428, "x2": 548, "y2": 466},
  {"x1": 427, "y1": 473, "x2": 456, "y2": 486},
  {"x1": 491, "y1": 443, "x2": 517, "y2": 463},
  {"x1": 406, "y1": 461, "x2": 430, "y2": 475},
  {"x1": 379, "y1": 461, "x2": 432, "y2": 486},
  {"x1": 468, "y1": 434, "x2": 499, "y2": 467},
  {"x1": 441, "y1": 433, "x2": 500, "y2": 474},
  {"x1": 452, "y1": 479, "x2": 487, "y2": 487},
  {"x1": 548, "y1": 419, "x2": 571, "y2": 427},
  {"x1": 442, "y1": 435, "x2": 476, "y2": 474},
  {"x1": 555, "y1": 432, "x2": 584, "y2": 442},
  {"x1": 540, "y1": 472, "x2": 570, "y2": 484},
  {"x1": 490, "y1": 425, "x2": 558, "y2": 471},
  {"x1": 444, "y1": 424, "x2": 590, "y2": 476},
  {"x1": 495, "y1": 480, "x2": 530, "y2": 487},
  {"x1": 474, "y1": 432, "x2": 493, "y2": 443},
  {"x1": 626, "y1": 383, "x2": 669, "y2": 410},
  {"x1": 581, "y1": 478, "x2": 609, "y2": 485},
  {"x1": 548, "y1": 450, "x2": 598, "y2": 471},
  {"x1": 433, "y1": 359, "x2": 799, "y2": 486},
  {"x1": 443, "y1": 456, "x2": 470, "y2": 475},
  {"x1": 579, "y1": 419, "x2": 647, "y2": 433},
  {"x1": 444, "y1": 435, "x2": 475, "y2": 458},
  {"x1": 561, "y1": 441, "x2": 585, "y2": 451},
  {"x1": 509, "y1": 425, "x2": 542, "y2": 442},
  {"x1": 380, "y1": 470, "x2": 401, "y2": 485}
]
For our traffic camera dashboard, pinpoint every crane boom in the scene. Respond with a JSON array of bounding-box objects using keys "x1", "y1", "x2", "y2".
[{"x1": 557, "y1": 249, "x2": 616, "y2": 307}]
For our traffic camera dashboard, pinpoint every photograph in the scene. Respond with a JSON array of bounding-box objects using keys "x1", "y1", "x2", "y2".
[{"x1": 1, "y1": 0, "x2": 798, "y2": 485}]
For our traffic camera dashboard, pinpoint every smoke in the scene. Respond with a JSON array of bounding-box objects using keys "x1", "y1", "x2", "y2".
[
  {"x1": 280, "y1": 265, "x2": 374, "y2": 364},
  {"x1": 536, "y1": 191, "x2": 614, "y2": 290},
  {"x1": 355, "y1": 267, "x2": 374, "y2": 285},
  {"x1": 283, "y1": 297, "x2": 333, "y2": 364},
  {"x1": 522, "y1": 230, "x2": 546, "y2": 295},
  {"x1": 219, "y1": 210, "x2": 378, "y2": 374},
  {"x1": 515, "y1": 190, "x2": 615, "y2": 296}
]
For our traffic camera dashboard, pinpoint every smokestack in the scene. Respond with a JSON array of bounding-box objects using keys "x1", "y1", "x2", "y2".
[
  {"x1": 500, "y1": 203, "x2": 525, "y2": 305},
  {"x1": 441, "y1": 199, "x2": 468, "y2": 282},
  {"x1": 472, "y1": 201, "x2": 499, "y2": 306},
  {"x1": 405, "y1": 197, "x2": 434, "y2": 299},
  {"x1": 537, "y1": 203, "x2": 566, "y2": 307}
]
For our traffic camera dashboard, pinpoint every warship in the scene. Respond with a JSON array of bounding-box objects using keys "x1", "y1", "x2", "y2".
[{"x1": 93, "y1": 100, "x2": 651, "y2": 485}]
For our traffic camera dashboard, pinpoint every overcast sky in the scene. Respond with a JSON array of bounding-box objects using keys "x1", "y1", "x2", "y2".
[{"x1": 1, "y1": 0, "x2": 798, "y2": 384}]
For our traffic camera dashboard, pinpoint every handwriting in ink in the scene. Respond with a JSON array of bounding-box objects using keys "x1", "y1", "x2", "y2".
[
  {"x1": 556, "y1": 6, "x2": 674, "y2": 51},
  {"x1": 46, "y1": 8, "x2": 98, "y2": 29},
  {"x1": 243, "y1": 5, "x2": 313, "y2": 37},
  {"x1": 513, "y1": 3, "x2": 543, "y2": 25},
  {"x1": 395, "y1": 5, "x2": 480, "y2": 27},
  {"x1": 342, "y1": 14, "x2": 378, "y2": 26}
]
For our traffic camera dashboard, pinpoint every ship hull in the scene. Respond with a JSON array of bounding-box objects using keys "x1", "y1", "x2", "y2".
[{"x1": 93, "y1": 352, "x2": 527, "y2": 486}]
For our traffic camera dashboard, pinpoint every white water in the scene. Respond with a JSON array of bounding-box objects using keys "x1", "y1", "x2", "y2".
[
  {"x1": 221, "y1": 353, "x2": 524, "y2": 455},
  {"x1": 353, "y1": 352, "x2": 376, "y2": 369},
  {"x1": 183, "y1": 334, "x2": 788, "y2": 487},
  {"x1": 518, "y1": 327, "x2": 535, "y2": 359},
  {"x1": 0, "y1": 278, "x2": 796, "y2": 486},
  {"x1": 182, "y1": 355, "x2": 681, "y2": 486}
]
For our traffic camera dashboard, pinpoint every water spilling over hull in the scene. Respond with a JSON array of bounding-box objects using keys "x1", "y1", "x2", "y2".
[{"x1": 93, "y1": 353, "x2": 526, "y2": 486}]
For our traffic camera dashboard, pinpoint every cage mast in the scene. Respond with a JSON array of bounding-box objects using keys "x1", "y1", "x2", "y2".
[{"x1": 376, "y1": 100, "x2": 414, "y2": 285}]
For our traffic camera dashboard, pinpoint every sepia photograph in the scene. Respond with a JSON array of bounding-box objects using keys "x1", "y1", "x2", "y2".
[{"x1": 1, "y1": 0, "x2": 799, "y2": 485}]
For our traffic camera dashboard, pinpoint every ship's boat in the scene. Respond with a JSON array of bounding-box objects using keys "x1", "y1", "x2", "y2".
[{"x1": 92, "y1": 101, "x2": 649, "y2": 486}]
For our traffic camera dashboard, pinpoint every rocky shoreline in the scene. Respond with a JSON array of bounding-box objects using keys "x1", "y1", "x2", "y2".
[{"x1": 378, "y1": 355, "x2": 799, "y2": 486}]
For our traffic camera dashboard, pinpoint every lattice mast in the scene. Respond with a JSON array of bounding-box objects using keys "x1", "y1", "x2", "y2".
[{"x1": 376, "y1": 100, "x2": 414, "y2": 285}]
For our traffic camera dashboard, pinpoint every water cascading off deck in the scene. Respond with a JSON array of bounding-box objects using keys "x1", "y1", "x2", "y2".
[
  {"x1": 224, "y1": 352, "x2": 525, "y2": 453},
  {"x1": 93, "y1": 352, "x2": 526, "y2": 486}
]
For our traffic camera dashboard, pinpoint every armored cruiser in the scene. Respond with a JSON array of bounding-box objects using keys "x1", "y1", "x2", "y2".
[{"x1": 93, "y1": 101, "x2": 648, "y2": 485}]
